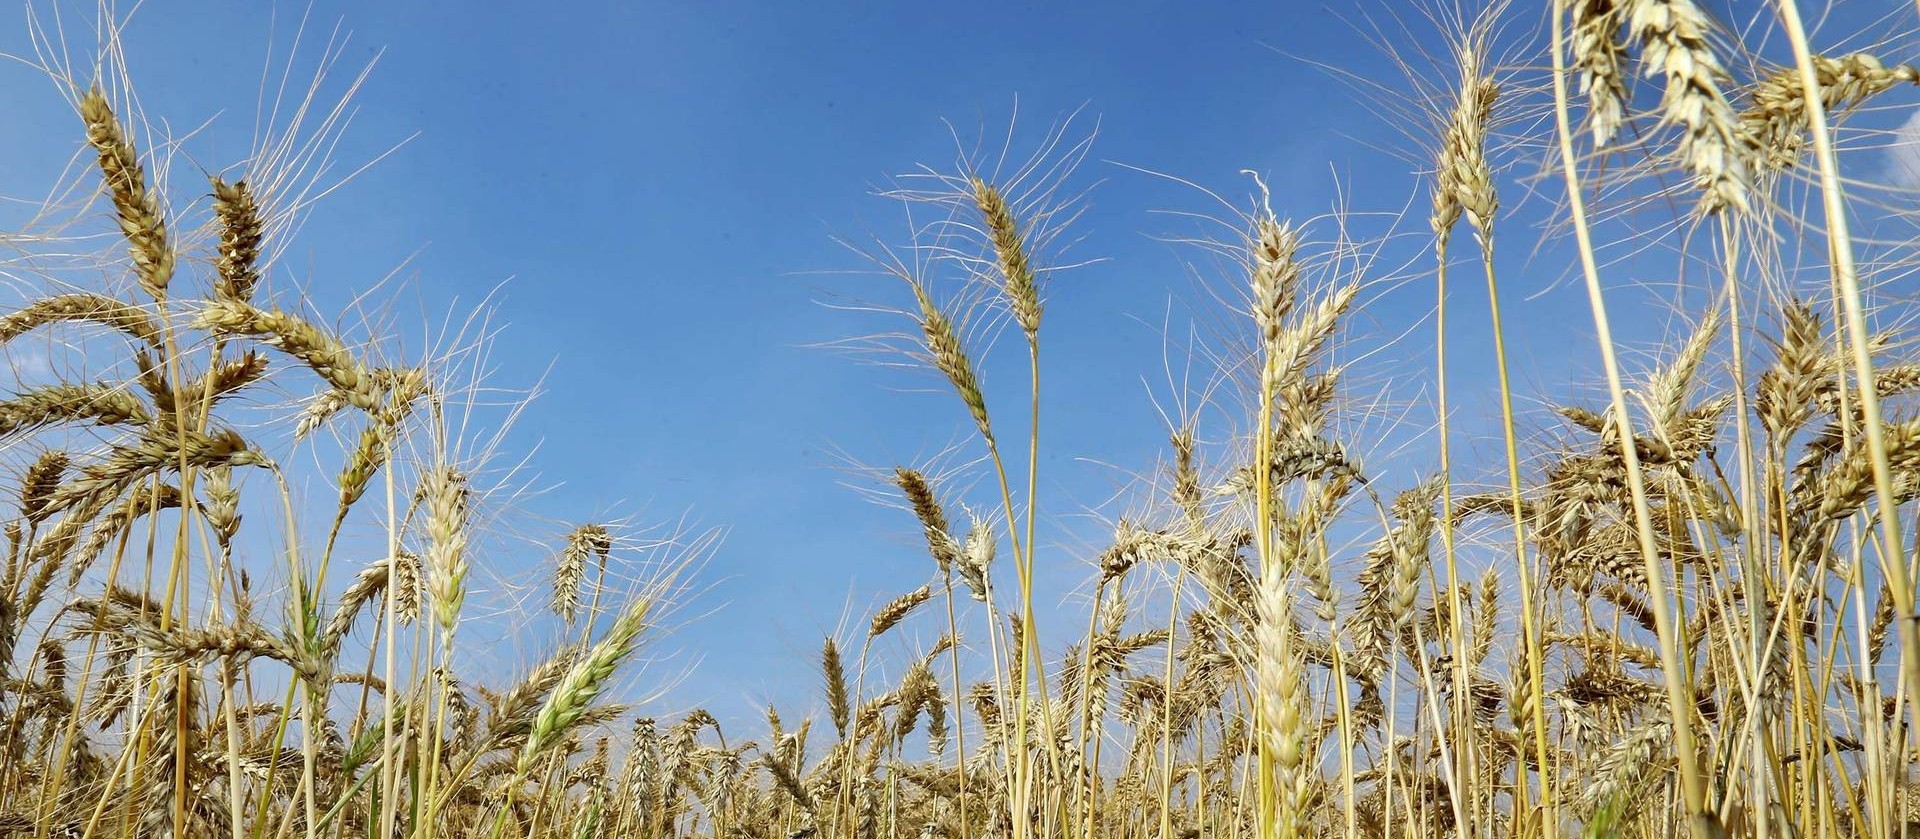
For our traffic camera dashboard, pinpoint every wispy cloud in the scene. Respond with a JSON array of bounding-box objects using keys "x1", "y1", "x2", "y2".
[
  {"x1": 1889, "y1": 107, "x2": 1920, "y2": 190},
  {"x1": 4, "y1": 344, "x2": 55, "y2": 385}
]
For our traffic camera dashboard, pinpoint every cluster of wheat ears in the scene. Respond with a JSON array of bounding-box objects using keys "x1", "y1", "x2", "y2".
[{"x1": 5, "y1": 0, "x2": 1920, "y2": 837}]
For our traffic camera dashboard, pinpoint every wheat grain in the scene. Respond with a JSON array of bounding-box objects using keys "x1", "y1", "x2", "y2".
[
  {"x1": 956, "y1": 512, "x2": 995, "y2": 603},
  {"x1": 424, "y1": 466, "x2": 470, "y2": 633},
  {"x1": 0, "y1": 383, "x2": 150, "y2": 438},
  {"x1": 971, "y1": 178, "x2": 1042, "y2": 339},
  {"x1": 1434, "y1": 53, "x2": 1499, "y2": 245},
  {"x1": 910, "y1": 283, "x2": 991, "y2": 441},
  {"x1": 1626, "y1": 0, "x2": 1750, "y2": 214},
  {"x1": 1741, "y1": 53, "x2": 1920, "y2": 172},
  {"x1": 870, "y1": 585, "x2": 934, "y2": 640},
  {"x1": 1250, "y1": 216, "x2": 1302, "y2": 347},
  {"x1": 823, "y1": 637, "x2": 851, "y2": 739},
  {"x1": 553, "y1": 524, "x2": 612, "y2": 623},
  {"x1": 194, "y1": 300, "x2": 377, "y2": 409},
  {"x1": 211, "y1": 177, "x2": 263, "y2": 302},
  {"x1": 19, "y1": 452, "x2": 68, "y2": 524},
  {"x1": 519, "y1": 597, "x2": 654, "y2": 771},
  {"x1": 894, "y1": 468, "x2": 958, "y2": 575},
  {"x1": 0, "y1": 294, "x2": 162, "y2": 348},
  {"x1": 1571, "y1": 0, "x2": 1630, "y2": 144},
  {"x1": 80, "y1": 89, "x2": 173, "y2": 300}
]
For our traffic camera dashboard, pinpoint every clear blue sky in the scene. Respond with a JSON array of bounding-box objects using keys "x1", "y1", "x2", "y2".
[{"x1": 6, "y1": 0, "x2": 1905, "y2": 726}]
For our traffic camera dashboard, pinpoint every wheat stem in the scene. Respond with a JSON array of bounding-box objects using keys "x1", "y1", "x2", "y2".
[{"x1": 1550, "y1": 3, "x2": 1711, "y2": 833}]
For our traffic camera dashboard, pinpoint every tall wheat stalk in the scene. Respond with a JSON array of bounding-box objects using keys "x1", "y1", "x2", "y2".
[{"x1": 1548, "y1": 2, "x2": 1712, "y2": 832}]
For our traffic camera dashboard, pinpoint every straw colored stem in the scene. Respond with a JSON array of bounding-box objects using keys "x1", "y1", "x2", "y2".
[{"x1": 1549, "y1": 4, "x2": 1711, "y2": 833}]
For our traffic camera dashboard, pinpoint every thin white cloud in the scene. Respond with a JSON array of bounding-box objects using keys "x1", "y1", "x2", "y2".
[
  {"x1": 1890, "y1": 107, "x2": 1920, "y2": 190},
  {"x1": 5, "y1": 344, "x2": 55, "y2": 385}
]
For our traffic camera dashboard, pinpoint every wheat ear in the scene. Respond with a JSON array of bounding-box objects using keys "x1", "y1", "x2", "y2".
[{"x1": 79, "y1": 89, "x2": 173, "y2": 300}]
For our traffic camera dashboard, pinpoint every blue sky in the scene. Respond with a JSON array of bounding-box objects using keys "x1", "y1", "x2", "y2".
[{"x1": 4, "y1": 0, "x2": 1914, "y2": 726}]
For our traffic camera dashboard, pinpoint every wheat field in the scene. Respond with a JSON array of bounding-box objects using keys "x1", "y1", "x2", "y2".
[{"x1": 3, "y1": 0, "x2": 1920, "y2": 838}]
